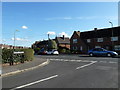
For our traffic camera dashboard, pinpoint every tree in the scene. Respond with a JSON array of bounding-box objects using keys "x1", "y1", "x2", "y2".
[{"x1": 48, "y1": 39, "x2": 57, "y2": 50}]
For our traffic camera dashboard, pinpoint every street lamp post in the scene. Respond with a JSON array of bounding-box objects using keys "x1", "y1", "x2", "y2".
[
  {"x1": 109, "y1": 21, "x2": 114, "y2": 50},
  {"x1": 14, "y1": 30, "x2": 19, "y2": 49},
  {"x1": 11, "y1": 29, "x2": 19, "y2": 65},
  {"x1": 47, "y1": 34, "x2": 50, "y2": 50}
]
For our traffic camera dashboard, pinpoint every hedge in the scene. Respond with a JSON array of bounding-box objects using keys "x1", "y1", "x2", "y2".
[
  {"x1": 58, "y1": 48, "x2": 71, "y2": 54},
  {"x1": 2, "y1": 48, "x2": 13, "y2": 64},
  {"x1": 2, "y1": 48, "x2": 34, "y2": 65},
  {"x1": 0, "y1": 48, "x2": 2, "y2": 64},
  {"x1": 22, "y1": 49, "x2": 34, "y2": 61},
  {"x1": 33, "y1": 48, "x2": 40, "y2": 54}
]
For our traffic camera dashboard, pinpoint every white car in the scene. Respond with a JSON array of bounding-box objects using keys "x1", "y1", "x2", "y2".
[{"x1": 47, "y1": 50, "x2": 59, "y2": 55}]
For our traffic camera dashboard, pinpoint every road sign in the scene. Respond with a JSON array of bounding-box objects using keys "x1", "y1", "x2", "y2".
[{"x1": 13, "y1": 51, "x2": 24, "y2": 54}]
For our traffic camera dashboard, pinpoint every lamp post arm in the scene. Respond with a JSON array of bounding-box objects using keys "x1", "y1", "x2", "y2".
[
  {"x1": 14, "y1": 30, "x2": 16, "y2": 49},
  {"x1": 14, "y1": 30, "x2": 19, "y2": 49}
]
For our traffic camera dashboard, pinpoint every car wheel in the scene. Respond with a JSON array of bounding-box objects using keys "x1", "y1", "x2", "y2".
[
  {"x1": 107, "y1": 53, "x2": 111, "y2": 57},
  {"x1": 89, "y1": 53, "x2": 93, "y2": 57}
]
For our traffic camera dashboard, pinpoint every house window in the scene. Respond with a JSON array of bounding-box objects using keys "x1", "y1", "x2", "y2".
[
  {"x1": 95, "y1": 46, "x2": 101, "y2": 48},
  {"x1": 111, "y1": 37, "x2": 118, "y2": 41},
  {"x1": 73, "y1": 39, "x2": 77, "y2": 43},
  {"x1": 87, "y1": 39, "x2": 91, "y2": 43},
  {"x1": 73, "y1": 46, "x2": 78, "y2": 50},
  {"x1": 73, "y1": 47, "x2": 75, "y2": 50},
  {"x1": 114, "y1": 45, "x2": 120, "y2": 50},
  {"x1": 97, "y1": 38, "x2": 103, "y2": 42},
  {"x1": 76, "y1": 46, "x2": 78, "y2": 50},
  {"x1": 80, "y1": 46, "x2": 83, "y2": 51}
]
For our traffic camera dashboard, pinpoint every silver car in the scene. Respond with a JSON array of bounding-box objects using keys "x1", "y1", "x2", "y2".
[{"x1": 47, "y1": 49, "x2": 59, "y2": 55}]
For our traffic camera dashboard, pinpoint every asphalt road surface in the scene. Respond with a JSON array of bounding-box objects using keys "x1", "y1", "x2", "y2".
[{"x1": 2, "y1": 55, "x2": 119, "y2": 89}]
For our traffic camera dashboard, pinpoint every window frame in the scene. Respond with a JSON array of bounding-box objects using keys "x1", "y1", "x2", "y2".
[
  {"x1": 73, "y1": 39, "x2": 78, "y2": 43},
  {"x1": 97, "y1": 38, "x2": 103, "y2": 42},
  {"x1": 111, "y1": 37, "x2": 118, "y2": 41},
  {"x1": 87, "y1": 39, "x2": 91, "y2": 43}
]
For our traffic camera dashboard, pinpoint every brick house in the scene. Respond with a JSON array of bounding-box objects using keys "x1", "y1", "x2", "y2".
[
  {"x1": 70, "y1": 26, "x2": 120, "y2": 54},
  {"x1": 32, "y1": 40, "x2": 49, "y2": 50},
  {"x1": 55, "y1": 35, "x2": 70, "y2": 49},
  {"x1": 32, "y1": 36, "x2": 70, "y2": 51},
  {"x1": 70, "y1": 31, "x2": 88, "y2": 53}
]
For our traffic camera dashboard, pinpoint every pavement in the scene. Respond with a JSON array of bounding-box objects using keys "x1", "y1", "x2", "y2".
[{"x1": 1, "y1": 56, "x2": 49, "y2": 77}]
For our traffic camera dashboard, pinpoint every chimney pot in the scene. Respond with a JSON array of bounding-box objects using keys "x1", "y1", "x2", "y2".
[
  {"x1": 63, "y1": 35, "x2": 65, "y2": 40},
  {"x1": 94, "y1": 28, "x2": 97, "y2": 31}
]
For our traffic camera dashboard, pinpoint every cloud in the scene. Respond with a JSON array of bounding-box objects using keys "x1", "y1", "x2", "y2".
[
  {"x1": 105, "y1": 16, "x2": 118, "y2": 21},
  {"x1": 76, "y1": 16, "x2": 99, "y2": 20},
  {"x1": 11, "y1": 37, "x2": 30, "y2": 42},
  {"x1": 63, "y1": 17, "x2": 72, "y2": 20},
  {"x1": 45, "y1": 16, "x2": 99, "y2": 21},
  {"x1": 59, "y1": 32, "x2": 69, "y2": 37},
  {"x1": 47, "y1": 31, "x2": 56, "y2": 35},
  {"x1": 0, "y1": 39, "x2": 6, "y2": 43},
  {"x1": 45, "y1": 16, "x2": 118, "y2": 21},
  {"x1": 21, "y1": 25, "x2": 28, "y2": 29},
  {"x1": 45, "y1": 17, "x2": 72, "y2": 20}
]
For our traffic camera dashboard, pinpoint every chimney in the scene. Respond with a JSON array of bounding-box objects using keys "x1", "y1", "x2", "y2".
[
  {"x1": 94, "y1": 28, "x2": 97, "y2": 31},
  {"x1": 63, "y1": 35, "x2": 65, "y2": 40}
]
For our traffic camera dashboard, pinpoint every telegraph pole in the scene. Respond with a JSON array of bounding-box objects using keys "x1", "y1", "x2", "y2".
[
  {"x1": 109, "y1": 21, "x2": 114, "y2": 50},
  {"x1": 48, "y1": 34, "x2": 50, "y2": 40}
]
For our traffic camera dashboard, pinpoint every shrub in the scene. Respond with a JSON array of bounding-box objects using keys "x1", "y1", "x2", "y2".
[
  {"x1": 48, "y1": 39, "x2": 58, "y2": 50},
  {"x1": 2, "y1": 48, "x2": 13, "y2": 64},
  {"x1": 22, "y1": 49, "x2": 34, "y2": 61},
  {"x1": 58, "y1": 48, "x2": 71, "y2": 54},
  {"x1": 66, "y1": 49, "x2": 71, "y2": 54},
  {"x1": 33, "y1": 48, "x2": 40, "y2": 54},
  {"x1": 0, "y1": 48, "x2": 2, "y2": 64},
  {"x1": 2, "y1": 48, "x2": 34, "y2": 65}
]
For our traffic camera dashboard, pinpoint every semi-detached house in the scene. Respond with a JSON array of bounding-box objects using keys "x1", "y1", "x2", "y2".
[{"x1": 70, "y1": 26, "x2": 120, "y2": 54}]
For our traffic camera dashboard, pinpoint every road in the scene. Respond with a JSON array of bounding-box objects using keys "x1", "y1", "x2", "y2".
[{"x1": 2, "y1": 55, "x2": 119, "y2": 89}]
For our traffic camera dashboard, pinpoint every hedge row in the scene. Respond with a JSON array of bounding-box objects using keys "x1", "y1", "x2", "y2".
[{"x1": 2, "y1": 48, "x2": 34, "y2": 65}]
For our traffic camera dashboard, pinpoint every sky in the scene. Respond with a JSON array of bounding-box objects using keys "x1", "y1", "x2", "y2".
[{"x1": 2, "y1": 2, "x2": 118, "y2": 47}]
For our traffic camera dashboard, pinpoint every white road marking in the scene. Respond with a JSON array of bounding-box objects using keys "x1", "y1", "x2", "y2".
[
  {"x1": 109, "y1": 61, "x2": 117, "y2": 64},
  {"x1": 76, "y1": 61, "x2": 97, "y2": 70},
  {"x1": 99, "y1": 61, "x2": 107, "y2": 63},
  {"x1": 64, "y1": 60, "x2": 69, "y2": 62},
  {"x1": 49, "y1": 58, "x2": 117, "y2": 64},
  {"x1": 80, "y1": 60, "x2": 93, "y2": 63},
  {"x1": 0, "y1": 70, "x2": 1, "y2": 75},
  {"x1": 11, "y1": 75, "x2": 58, "y2": 90},
  {"x1": 49, "y1": 59, "x2": 94, "y2": 63}
]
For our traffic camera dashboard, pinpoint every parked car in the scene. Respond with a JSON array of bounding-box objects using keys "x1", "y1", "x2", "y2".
[
  {"x1": 47, "y1": 49, "x2": 59, "y2": 55},
  {"x1": 38, "y1": 49, "x2": 47, "y2": 55},
  {"x1": 88, "y1": 48, "x2": 118, "y2": 57}
]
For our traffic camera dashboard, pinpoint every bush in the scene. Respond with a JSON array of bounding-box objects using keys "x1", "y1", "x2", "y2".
[
  {"x1": 2, "y1": 48, "x2": 34, "y2": 65},
  {"x1": 48, "y1": 39, "x2": 58, "y2": 50},
  {"x1": 0, "y1": 48, "x2": 2, "y2": 64},
  {"x1": 71, "y1": 50, "x2": 79, "y2": 54},
  {"x1": 58, "y1": 48, "x2": 71, "y2": 54},
  {"x1": 22, "y1": 49, "x2": 34, "y2": 61},
  {"x1": 60, "y1": 49, "x2": 66, "y2": 53},
  {"x1": 33, "y1": 48, "x2": 40, "y2": 54},
  {"x1": 2, "y1": 48, "x2": 13, "y2": 64},
  {"x1": 66, "y1": 49, "x2": 71, "y2": 54}
]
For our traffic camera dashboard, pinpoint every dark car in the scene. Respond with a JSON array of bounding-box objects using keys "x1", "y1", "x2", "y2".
[
  {"x1": 88, "y1": 48, "x2": 118, "y2": 57},
  {"x1": 37, "y1": 48, "x2": 47, "y2": 55}
]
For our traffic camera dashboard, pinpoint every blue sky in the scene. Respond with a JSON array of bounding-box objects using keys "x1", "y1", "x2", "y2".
[{"x1": 2, "y1": 2, "x2": 118, "y2": 47}]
